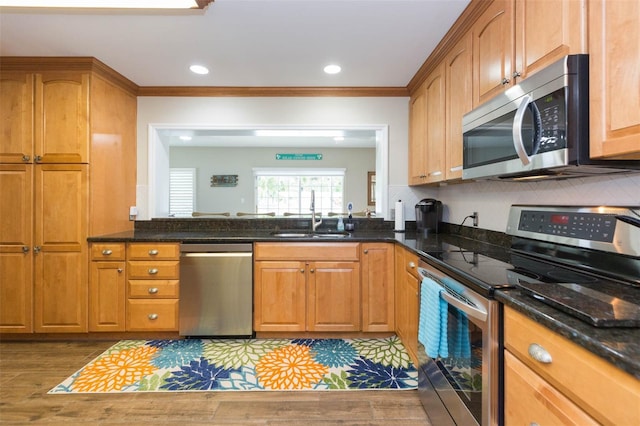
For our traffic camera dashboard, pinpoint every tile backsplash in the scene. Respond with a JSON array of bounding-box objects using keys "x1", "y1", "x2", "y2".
[{"x1": 390, "y1": 173, "x2": 640, "y2": 232}]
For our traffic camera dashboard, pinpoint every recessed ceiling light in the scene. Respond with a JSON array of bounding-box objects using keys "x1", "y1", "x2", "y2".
[
  {"x1": 323, "y1": 64, "x2": 342, "y2": 75},
  {"x1": 0, "y1": 0, "x2": 202, "y2": 8},
  {"x1": 189, "y1": 64, "x2": 209, "y2": 75}
]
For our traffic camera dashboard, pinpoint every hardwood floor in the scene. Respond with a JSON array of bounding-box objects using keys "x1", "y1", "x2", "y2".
[{"x1": 0, "y1": 340, "x2": 431, "y2": 425}]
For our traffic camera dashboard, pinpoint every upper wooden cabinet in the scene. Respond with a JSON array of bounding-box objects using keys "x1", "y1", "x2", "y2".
[
  {"x1": 0, "y1": 73, "x2": 34, "y2": 164},
  {"x1": 472, "y1": 0, "x2": 586, "y2": 106},
  {"x1": 408, "y1": 85, "x2": 427, "y2": 185},
  {"x1": 445, "y1": 32, "x2": 473, "y2": 181},
  {"x1": 588, "y1": 0, "x2": 640, "y2": 159}
]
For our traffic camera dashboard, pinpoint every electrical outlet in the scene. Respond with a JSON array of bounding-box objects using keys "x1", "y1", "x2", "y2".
[{"x1": 473, "y1": 212, "x2": 478, "y2": 227}]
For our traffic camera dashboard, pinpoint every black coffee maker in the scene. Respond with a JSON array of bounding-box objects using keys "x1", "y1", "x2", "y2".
[{"x1": 415, "y1": 199, "x2": 443, "y2": 235}]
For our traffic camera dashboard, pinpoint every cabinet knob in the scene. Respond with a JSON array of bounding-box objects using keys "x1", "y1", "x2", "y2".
[
  {"x1": 33, "y1": 246, "x2": 41, "y2": 254},
  {"x1": 300, "y1": 269, "x2": 305, "y2": 273},
  {"x1": 501, "y1": 77, "x2": 511, "y2": 85},
  {"x1": 148, "y1": 249, "x2": 159, "y2": 256},
  {"x1": 148, "y1": 268, "x2": 159, "y2": 275},
  {"x1": 34, "y1": 155, "x2": 42, "y2": 162},
  {"x1": 148, "y1": 287, "x2": 159, "y2": 294},
  {"x1": 408, "y1": 262, "x2": 416, "y2": 269},
  {"x1": 22, "y1": 246, "x2": 30, "y2": 254},
  {"x1": 513, "y1": 71, "x2": 522, "y2": 79},
  {"x1": 117, "y1": 268, "x2": 123, "y2": 273},
  {"x1": 102, "y1": 249, "x2": 112, "y2": 255},
  {"x1": 22, "y1": 155, "x2": 30, "y2": 162},
  {"x1": 528, "y1": 343, "x2": 552, "y2": 364},
  {"x1": 310, "y1": 268, "x2": 315, "y2": 273},
  {"x1": 363, "y1": 249, "x2": 368, "y2": 254},
  {"x1": 148, "y1": 314, "x2": 158, "y2": 320}
]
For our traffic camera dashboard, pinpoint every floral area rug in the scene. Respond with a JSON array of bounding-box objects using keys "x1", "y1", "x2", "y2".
[{"x1": 49, "y1": 336, "x2": 417, "y2": 393}]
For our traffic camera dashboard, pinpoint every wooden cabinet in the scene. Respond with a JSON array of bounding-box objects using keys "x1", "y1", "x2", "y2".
[
  {"x1": 588, "y1": 0, "x2": 640, "y2": 159},
  {"x1": 408, "y1": 62, "x2": 446, "y2": 185},
  {"x1": 445, "y1": 32, "x2": 473, "y2": 180},
  {"x1": 394, "y1": 246, "x2": 420, "y2": 365},
  {"x1": 504, "y1": 306, "x2": 640, "y2": 425},
  {"x1": 0, "y1": 58, "x2": 137, "y2": 334},
  {"x1": 254, "y1": 242, "x2": 361, "y2": 332},
  {"x1": 33, "y1": 164, "x2": 88, "y2": 333},
  {"x1": 361, "y1": 242, "x2": 394, "y2": 332},
  {"x1": 89, "y1": 243, "x2": 126, "y2": 332},
  {"x1": 126, "y1": 243, "x2": 180, "y2": 332},
  {"x1": 0, "y1": 165, "x2": 33, "y2": 332},
  {"x1": 472, "y1": 0, "x2": 586, "y2": 106},
  {"x1": 408, "y1": 86, "x2": 427, "y2": 185}
]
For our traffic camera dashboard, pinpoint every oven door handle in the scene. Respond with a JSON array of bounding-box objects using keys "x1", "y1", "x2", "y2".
[
  {"x1": 512, "y1": 94, "x2": 542, "y2": 166},
  {"x1": 440, "y1": 291, "x2": 488, "y2": 322}
]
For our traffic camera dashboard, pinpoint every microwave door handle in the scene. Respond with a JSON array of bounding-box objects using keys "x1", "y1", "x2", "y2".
[
  {"x1": 440, "y1": 291, "x2": 488, "y2": 323},
  {"x1": 512, "y1": 94, "x2": 533, "y2": 165}
]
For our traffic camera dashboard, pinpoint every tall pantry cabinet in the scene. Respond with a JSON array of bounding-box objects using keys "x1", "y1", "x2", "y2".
[{"x1": 0, "y1": 58, "x2": 137, "y2": 333}]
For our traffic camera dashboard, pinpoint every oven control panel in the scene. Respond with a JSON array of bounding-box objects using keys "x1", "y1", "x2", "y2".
[
  {"x1": 517, "y1": 210, "x2": 616, "y2": 242},
  {"x1": 506, "y1": 205, "x2": 640, "y2": 256}
]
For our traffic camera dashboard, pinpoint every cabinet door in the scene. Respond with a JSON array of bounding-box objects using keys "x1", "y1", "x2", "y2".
[
  {"x1": 394, "y1": 247, "x2": 407, "y2": 340},
  {"x1": 472, "y1": 0, "x2": 514, "y2": 106},
  {"x1": 33, "y1": 164, "x2": 88, "y2": 333},
  {"x1": 408, "y1": 86, "x2": 427, "y2": 185},
  {"x1": 34, "y1": 72, "x2": 89, "y2": 163},
  {"x1": 307, "y1": 261, "x2": 360, "y2": 332},
  {"x1": 0, "y1": 72, "x2": 34, "y2": 164},
  {"x1": 404, "y1": 269, "x2": 420, "y2": 366},
  {"x1": 254, "y1": 261, "x2": 306, "y2": 332},
  {"x1": 0, "y1": 165, "x2": 33, "y2": 332},
  {"x1": 589, "y1": 0, "x2": 640, "y2": 159},
  {"x1": 514, "y1": 0, "x2": 586, "y2": 81},
  {"x1": 361, "y1": 243, "x2": 394, "y2": 332},
  {"x1": 446, "y1": 33, "x2": 473, "y2": 180},
  {"x1": 89, "y1": 261, "x2": 126, "y2": 332},
  {"x1": 424, "y1": 62, "x2": 446, "y2": 184},
  {"x1": 505, "y1": 351, "x2": 598, "y2": 425}
]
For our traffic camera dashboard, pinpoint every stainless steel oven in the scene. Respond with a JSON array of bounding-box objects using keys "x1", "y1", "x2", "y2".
[{"x1": 416, "y1": 260, "x2": 501, "y2": 426}]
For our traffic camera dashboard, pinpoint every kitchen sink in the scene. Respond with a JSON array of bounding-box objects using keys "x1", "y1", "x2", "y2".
[{"x1": 270, "y1": 231, "x2": 350, "y2": 238}]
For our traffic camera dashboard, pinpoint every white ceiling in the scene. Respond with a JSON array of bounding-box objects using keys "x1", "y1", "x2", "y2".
[{"x1": 0, "y1": 0, "x2": 470, "y2": 88}]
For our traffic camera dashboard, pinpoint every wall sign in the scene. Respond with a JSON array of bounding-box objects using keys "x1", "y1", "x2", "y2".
[
  {"x1": 210, "y1": 174, "x2": 238, "y2": 187},
  {"x1": 275, "y1": 153, "x2": 323, "y2": 160}
]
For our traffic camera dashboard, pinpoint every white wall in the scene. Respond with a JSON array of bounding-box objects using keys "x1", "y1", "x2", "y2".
[{"x1": 137, "y1": 96, "x2": 640, "y2": 233}]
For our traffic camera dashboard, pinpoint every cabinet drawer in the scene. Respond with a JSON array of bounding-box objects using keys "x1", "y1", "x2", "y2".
[
  {"x1": 127, "y1": 260, "x2": 179, "y2": 279},
  {"x1": 504, "y1": 351, "x2": 598, "y2": 425},
  {"x1": 91, "y1": 243, "x2": 125, "y2": 261},
  {"x1": 128, "y1": 279, "x2": 179, "y2": 298},
  {"x1": 504, "y1": 307, "x2": 640, "y2": 425},
  {"x1": 126, "y1": 299, "x2": 178, "y2": 331},
  {"x1": 404, "y1": 250, "x2": 419, "y2": 279},
  {"x1": 127, "y1": 243, "x2": 179, "y2": 260},
  {"x1": 255, "y1": 242, "x2": 360, "y2": 261}
]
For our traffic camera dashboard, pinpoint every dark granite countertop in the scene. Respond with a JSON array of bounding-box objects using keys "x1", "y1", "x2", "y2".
[
  {"x1": 88, "y1": 219, "x2": 639, "y2": 379},
  {"x1": 496, "y1": 288, "x2": 640, "y2": 380}
]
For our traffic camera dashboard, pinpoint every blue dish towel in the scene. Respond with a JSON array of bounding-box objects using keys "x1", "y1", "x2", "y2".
[
  {"x1": 448, "y1": 310, "x2": 471, "y2": 359},
  {"x1": 418, "y1": 277, "x2": 448, "y2": 358}
]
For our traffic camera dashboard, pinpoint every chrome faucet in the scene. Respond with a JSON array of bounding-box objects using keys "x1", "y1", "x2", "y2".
[{"x1": 310, "y1": 189, "x2": 323, "y2": 231}]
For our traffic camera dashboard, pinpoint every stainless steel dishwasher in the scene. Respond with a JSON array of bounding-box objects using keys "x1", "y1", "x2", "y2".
[{"x1": 179, "y1": 243, "x2": 253, "y2": 337}]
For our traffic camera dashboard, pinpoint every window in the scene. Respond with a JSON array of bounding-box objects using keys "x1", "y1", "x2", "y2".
[
  {"x1": 254, "y1": 168, "x2": 345, "y2": 216},
  {"x1": 169, "y1": 168, "x2": 195, "y2": 217}
]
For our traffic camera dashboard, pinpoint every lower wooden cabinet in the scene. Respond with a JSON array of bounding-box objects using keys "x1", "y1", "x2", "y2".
[
  {"x1": 361, "y1": 242, "x2": 395, "y2": 332},
  {"x1": 125, "y1": 242, "x2": 180, "y2": 332},
  {"x1": 253, "y1": 242, "x2": 361, "y2": 332},
  {"x1": 89, "y1": 243, "x2": 126, "y2": 332},
  {"x1": 394, "y1": 246, "x2": 420, "y2": 365},
  {"x1": 504, "y1": 306, "x2": 640, "y2": 425}
]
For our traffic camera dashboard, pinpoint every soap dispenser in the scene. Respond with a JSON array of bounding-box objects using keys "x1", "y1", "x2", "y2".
[{"x1": 337, "y1": 216, "x2": 345, "y2": 231}]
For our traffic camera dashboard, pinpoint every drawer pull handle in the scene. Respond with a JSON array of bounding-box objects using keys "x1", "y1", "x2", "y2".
[
  {"x1": 148, "y1": 268, "x2": 159, "y2": 275},
  {"x1": 148, "y1": 314, "x2": 158, "y2": 320},
  {"x1": 148, "y1": 287, "x2": 159, "y2": 294},
  {"x1": 148, "y1": 249, "x2": 159, "y2": 256},
  {"x1": 528, "y1": 343, "x2": 552, "y2": 364},
  {"x1": 102, "y1": 249, "x2": 112, "y2": 255}
]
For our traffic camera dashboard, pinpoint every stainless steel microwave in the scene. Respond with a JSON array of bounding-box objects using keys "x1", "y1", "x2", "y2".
[{"x1": 462, "y1": 54, "x2": 639, "y2": 181}]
